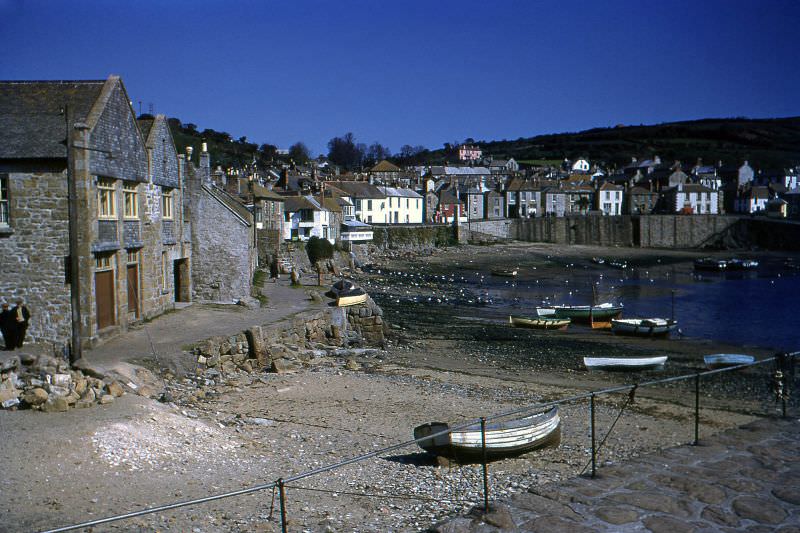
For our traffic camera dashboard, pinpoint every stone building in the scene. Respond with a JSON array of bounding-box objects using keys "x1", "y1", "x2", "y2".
[
  {"x1": 0, "y1": 76, "x2": 191, "y2": 350},
  {"x1": 184, "y1": 145, "x2": 257, "y2": 304},
  {"x1": 251, "y1": 183, "x2": 284, "y2": 267}
]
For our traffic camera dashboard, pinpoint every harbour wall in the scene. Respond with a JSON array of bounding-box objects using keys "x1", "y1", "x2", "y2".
[{"x1": 419, "y1": 216, "x2": 800, "y2": 251}]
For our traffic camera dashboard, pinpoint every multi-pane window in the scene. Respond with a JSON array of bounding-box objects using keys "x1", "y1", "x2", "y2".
[
  {"x1": 0, "y1": 174, "x2": 8, "y2": 226},
  {"x1": 161, "y1": 188, "x2": 173, "y2": 220},
  {"x1": 97, "y1": 178, "x2": 116, "y2": 219},
  {"x1": 123, "y1": 183, "x2": 138, "y2": 219},
  {"x1": 127, "y1": 251, "x2": 139, "y2": 264},
  {"x1": 95, "y1": 254, "x2": 113, "y2": 271}
]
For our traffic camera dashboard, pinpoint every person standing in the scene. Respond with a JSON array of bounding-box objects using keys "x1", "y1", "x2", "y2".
[
  {"x1": 0, "y1": 303, "x2": 14, "y2": 350},
  {"x1": 12, "y1": 299, "x2": 30, "y2": 349}
]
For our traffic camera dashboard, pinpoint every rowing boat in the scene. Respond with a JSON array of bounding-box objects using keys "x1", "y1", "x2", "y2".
[
  {"x1": 413, "y1": 407, "x2": 560, "y2": 461},
  {"x1": 611, "y1": 318, "x2": 677, "y2": 337},
  {"x1": 583, "y1": 356, "x2": 668, "y2": 371},
  {"x1": 537, "y1": 302, "x2": 623, "y2": 323},
  {"x1": 703, "y1": 353, "x2": 755, "y2": 369},
  {"x1": 491, "y1": 268, "x2": 518, "y2": 277},
  {"x1": 336, "y1": 287, "x2": 368, "y2": 307},
  {"x1": 509, "y1": 315, "x2": 571, "y2": 330}
]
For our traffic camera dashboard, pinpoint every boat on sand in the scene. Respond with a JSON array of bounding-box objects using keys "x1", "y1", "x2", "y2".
[
  {"x1": 611, "y1": 318, "x2": 677, "y2": 337},
  {"x1": 413, "y1": 407, "x2": 561, "y2": 461},
  {"x1": 583, "y1": 356, "x2": 668, "y2": 371},
  {"x1": 703, "y1": 353, "x2": 755, "y2": 369},
  {"x1": 509, "y1": 315, "x2": 571, "y2": 330}
]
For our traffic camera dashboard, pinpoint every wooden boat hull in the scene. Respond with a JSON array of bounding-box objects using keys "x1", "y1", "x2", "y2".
[
  {"x1": 611, "y1": 318, "x2": 677, "y2": 337},
  {"x1": 538, "y1": 304, "x2": 623, "y2": 323},
  {"x1": 413, "y1": 407, "x2": 561, "y2": 461},
  {"x1": 336, "y1": 291, "x2": 367, "y2": 307},
  {"x1": 491, "y1": 269, "x2": 518, "y2": 277},
  {"x1": 704, "y1": 354, "x2": 755, "y2": 369},
  {"x1": 509, "y1": 315, "x2": 570, "y2": 330},
  {"x1": 583, "y1": 356, "x2": 668, "y2": 371},
  {"x1": 694, "y1": 258, "x2": 727, "y2": 271}
]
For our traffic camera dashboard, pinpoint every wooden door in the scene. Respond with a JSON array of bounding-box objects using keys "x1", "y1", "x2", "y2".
[
  {"x1": 95, "y1": 270, "x2": 115, "y2": 329},
  {"x1": 127, "y1": 264, "x2": 139, "y2": 318}
]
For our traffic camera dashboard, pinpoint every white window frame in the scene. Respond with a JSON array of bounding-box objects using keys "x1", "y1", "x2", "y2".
[{"x1": 0, "y1": 174, "x2": 9, "y2": 227}]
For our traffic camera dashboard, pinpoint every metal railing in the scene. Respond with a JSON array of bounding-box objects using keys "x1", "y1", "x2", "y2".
[{"x1": 41, "y1": 351, "x2": 797, "y2": 533}]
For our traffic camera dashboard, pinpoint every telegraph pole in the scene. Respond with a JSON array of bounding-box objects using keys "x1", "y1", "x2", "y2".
[{"x1": 65, "y1": 105, "x2": 82, "y2": 363}]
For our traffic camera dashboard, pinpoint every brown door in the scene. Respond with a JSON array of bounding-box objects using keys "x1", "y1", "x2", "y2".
[
  {"x1": 127, "y1": 264, "x2": 139, "y2": 318},
  {"x1": 96, "y1": 270, "x2": 116, "y2": 329}
]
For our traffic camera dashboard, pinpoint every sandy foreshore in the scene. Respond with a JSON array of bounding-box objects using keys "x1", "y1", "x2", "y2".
[{"x1": 1, "y1": 243, "x2": 795, "y2": 532}]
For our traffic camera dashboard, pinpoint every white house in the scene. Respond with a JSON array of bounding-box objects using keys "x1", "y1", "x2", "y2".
[
  {"x1": 735, "y1": 185, "x2": 770, "y2": 214},
  {"x1": 327, "y1": 181, "x2": 387, "y2": 224},
  {"x1": 665, "y1": 184, "x2": 720, "y2": 214},
  {"x1": 597, "y1": 183, "x2": 624, "y2": 215},
  {"x1": 377, "y1": 186, "x2": 424, "y2": 224},
  {"x1": 282, "y1": 195, "x2": 336, "y2": 243},
  {"x1": 571, "y1": 158, "x2": 591, "y2": 173}
]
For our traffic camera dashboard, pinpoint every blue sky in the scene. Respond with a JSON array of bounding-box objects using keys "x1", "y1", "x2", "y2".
[{"x1": 1, "y1": 0, "x2": 798, "y2": 156}]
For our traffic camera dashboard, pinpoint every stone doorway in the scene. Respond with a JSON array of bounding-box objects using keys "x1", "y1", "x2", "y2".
[
  {"x1": 173, "y1": 258, "x2": 190, "y2": 302},
  {"x1": 95, "y1": 255, "x2": 116, "y2": 330}
]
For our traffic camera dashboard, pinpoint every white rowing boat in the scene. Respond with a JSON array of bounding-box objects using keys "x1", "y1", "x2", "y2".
[
  {"x1": 583, "y1": 356, "x2": 668, "y2": 371},
  {"x1": 413, "y1": 407, "x2": 561, "y2": 461}
]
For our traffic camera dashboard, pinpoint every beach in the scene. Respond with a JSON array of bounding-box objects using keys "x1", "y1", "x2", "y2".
[{"x1": 1, "y1": 243, "x2": 796, "y2": 532}]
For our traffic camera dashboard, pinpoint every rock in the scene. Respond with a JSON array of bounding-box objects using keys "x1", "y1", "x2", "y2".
[
  {"x1": 23, "y1": 387, "x2": 48, "y2": 406},
  {"x1": 476, "y1": 504, "x2": 515, "y2": 529},
  {"x1": 47, "y1": 385, "x2": 70, "y2": 397},
  {"x1": 732, "y1": 496, "x2": 787, "y2": 524},
  {"x1": 75, "y1": 399, "x2": 94, "y2": 409},
  {"x1": 221, "y1": 361, "x2": 237, "y2": 375},
  {"x1": 245, "y1": 417, "x2": 275, "y2": 427},
  {"x1": 271, "y1": 358, "x2": 299, "y2": 374},
  {"x1": 65, "y1": 391, "x2": 80, "y2": 405},
  {"x1": 71, "y1": 358, "x2": 106, "y2": 379},
  {"x1": 1, "y1": 397, "x2": 19, "y2": 409},
  {"x1": 99, "y1": 394, "x2": 114, "y2": 405},
  {"x1": 106, "y1": 381, "x2": 124, "y2": 398},
  {"x1": 772, "y1": 486, "x2": 800, "y2": 505},
  {"x1": 41, "y1": 397, "x2": 69, "y2": 412},
  {"x1": 0, "y1": 355, "x2": 20, "y2": 371},
  {"x1": 19, "y1": 353, "x2": 36, "y2": 366},
  {"x1": 241, "y1": 359, "x2": 254, "y2": 373},
  {"x1": 345, "y1": 358, "x2": 360, "y2": 371},
  {"x1": 0, "y1": 388, "x2": 19, "y2": 403},
  {"x1": 74, "y1": 378, "x2": 88, "y2": 395},
  {"x1": 51, "y1": 373, "x2": 72, "y2": 387},
  {"x1": 81, "y1": 387, "x2": 96, "y2": 402}
]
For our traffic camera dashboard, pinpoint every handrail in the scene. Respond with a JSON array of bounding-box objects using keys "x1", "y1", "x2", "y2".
[{"x1": 40, "y1": 351, "x2": 797, "y2": 533}]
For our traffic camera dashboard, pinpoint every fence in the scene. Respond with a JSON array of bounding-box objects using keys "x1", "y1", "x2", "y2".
[{"x1": 41, "y1": 351, "x2": 797, "y2": 533}]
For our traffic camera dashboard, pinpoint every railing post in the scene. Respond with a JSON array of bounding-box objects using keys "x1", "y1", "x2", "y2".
[
  {"x1": 590, "y1": 393, "x2": 596, "y2": 478},
  {"x1": 278, "y1": 478, "x2": 288, "y2": 533},
  {"x1": 480, "y1": 417, "x2": 490, "y2": 513},
  {"x1": 694, "y1": 372, "x2": 700, "y2": 445}
]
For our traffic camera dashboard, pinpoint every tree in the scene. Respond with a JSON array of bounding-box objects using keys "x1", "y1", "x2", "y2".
[
  {"x1": 306, "y1": 236, "x2": 333, "y2": 286},
  {"x1": 365, "y1": 142, "x2": 392, "y2": 165},
  {"x1": 289, "y1": 142, "x2": 311, "y2": 164},
  {"x1": 259, "y1": 143, "x2": 278, "y2": 160},
  {"x1": 327, "y1": 132, "x2": 365, "y2": 170}
]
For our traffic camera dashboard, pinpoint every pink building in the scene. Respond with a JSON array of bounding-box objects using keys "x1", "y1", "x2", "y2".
[{"x1": 458, "y1": 144, "x2": 482, "y2": 161}]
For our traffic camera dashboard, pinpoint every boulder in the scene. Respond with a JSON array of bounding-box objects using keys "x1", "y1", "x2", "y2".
[
  {"x1": 271, "y1": 358, "x2": 300, "y2": 374},
  {"x1": 106, "y1": 381, "x2": 124, "y2": 398},
  {"x1": 99, "y1": 394, "x2": 114, "y2": 405},
  {"x1": 23, "y1": 387, "x2": 48, "y2": 406},
  {"x1": 41, "y1": 397, "x2": 69, "y2": 412}
]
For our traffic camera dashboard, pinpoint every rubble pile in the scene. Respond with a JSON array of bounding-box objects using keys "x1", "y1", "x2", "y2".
[{"x1": 0, "y1": 353, "x2": 126, "y2": 412}]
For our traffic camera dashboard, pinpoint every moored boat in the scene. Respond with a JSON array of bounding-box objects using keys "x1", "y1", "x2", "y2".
[
  {"x1": 413, "y1": 407, "x2": 561, "y2": 461},
  {"x1": 491, "y1": 268, "x2": 518, "y2": 277},
  {"x1": 329, "y1": 279, "x2": 356, "y2": 296},
  {"x1": 611, "y1": 318, "x2": 677, "y2": 337},
  {"x1": 336, "y1": 287, "x2": 368, "y2": 307},
  {"x1": 703, "y1": 353, "x2": 755, "y2": 369},
  {"x1": 725, "y1": 258, "x2": 759, "y2": 270},
  {"x1": 694, "y1": 258, "x2": 727, "y2": 271},
  {"x1": 537, "y1": 302, "x2": 623, "y2": 323},
  {"x1": 509, "y1": 315, "x2": 571, "y2": 330},
  {"x1": 583, "y1": 356, "x2": 668, "y2": 371}
]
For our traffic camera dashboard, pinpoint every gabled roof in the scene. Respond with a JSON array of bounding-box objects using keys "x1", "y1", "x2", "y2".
[
  {"x1": 370, "y1": 160, "x2": 401, "y2": 172},
  {"x1": 283, "y1": 195, "x2": 319, "y2": 212},
  {"x1": 252, "y1": 183, "x2": 285, "y2": 201},
  {"x1": 204, "y1": 185, "x2": 253, "y2": 226},
  {"x1": 630, "y1": 186, "x2": 657, "y2": 195},
  {"x1": 327, "y1": 181, "x2": 386, "y2": 199},
  {"x1": 429, "y1": 166, "x2": 491, "y2": 176},
  {"x1": 378, "y1": 186, "x2": 423, "y2": 198},
  {"x1": 506, "y1": 177, "x2": 540, "y2": 191},
  {"x1": 438, "y1": 188, "x2": 464, "y2": 205},
  {"x1": 0, "y1": 79, "x2": 107, "y2": 159},
  {"x1": 599, "y1": 182, "x2": 624, "y2": 191}
]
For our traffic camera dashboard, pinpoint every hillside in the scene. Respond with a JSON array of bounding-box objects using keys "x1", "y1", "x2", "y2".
[{"x1": 452, "y1": 117, "x2": 800, "y2": 170}]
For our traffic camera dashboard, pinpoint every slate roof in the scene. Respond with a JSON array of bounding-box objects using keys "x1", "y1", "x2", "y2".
[
  {"x1": 205, "y1": 185, "x2": 253, "y2": 226},
  {"x1": 252, "y1": 183, "x2": 285, "y2": 201},
  {"x1": 429, "y1": 166, "x2": 491, "y2": 176},
  {"x1": 137, "y1": 118, "x2": 155, "y2": 140},
  {"x1": 377, "y1": 186, "x2": 423, "y2": 198},
  {"x1": 283, "y1": 196, "x2": 318, "y2": 212},
  {"x1": 327, "y1": 181, "x2": 386, "y2": 199},
  {"x1": 0, "y1": 80, "x2": 106, "y2": 159}
]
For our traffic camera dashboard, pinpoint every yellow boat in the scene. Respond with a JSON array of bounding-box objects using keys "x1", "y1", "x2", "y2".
[
  {"x1": 336, "y1": 288, "x2": 368, "y2": 307},
  {"x1": 509, "y1": 315, "x2": 571, "y2": 330}
]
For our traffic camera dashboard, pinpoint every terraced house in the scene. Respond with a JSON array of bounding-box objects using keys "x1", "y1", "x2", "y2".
[{"x1": 0, "y1": 76, "x2": 191, "y2": 352}]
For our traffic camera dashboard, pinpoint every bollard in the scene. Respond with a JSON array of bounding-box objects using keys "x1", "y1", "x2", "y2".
[
  {"x1": 590, "y1": 393, "x2": 596, "y2": 478},
  {"x1": 694, "y1": 373, "x2": 700, "y2": 445},
  {"x1": 480, "y1": 417, "x2": 490, "y2": 513},
  {"x1": 278, "y1": 478, "x2": 287, "y2": 533}
]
